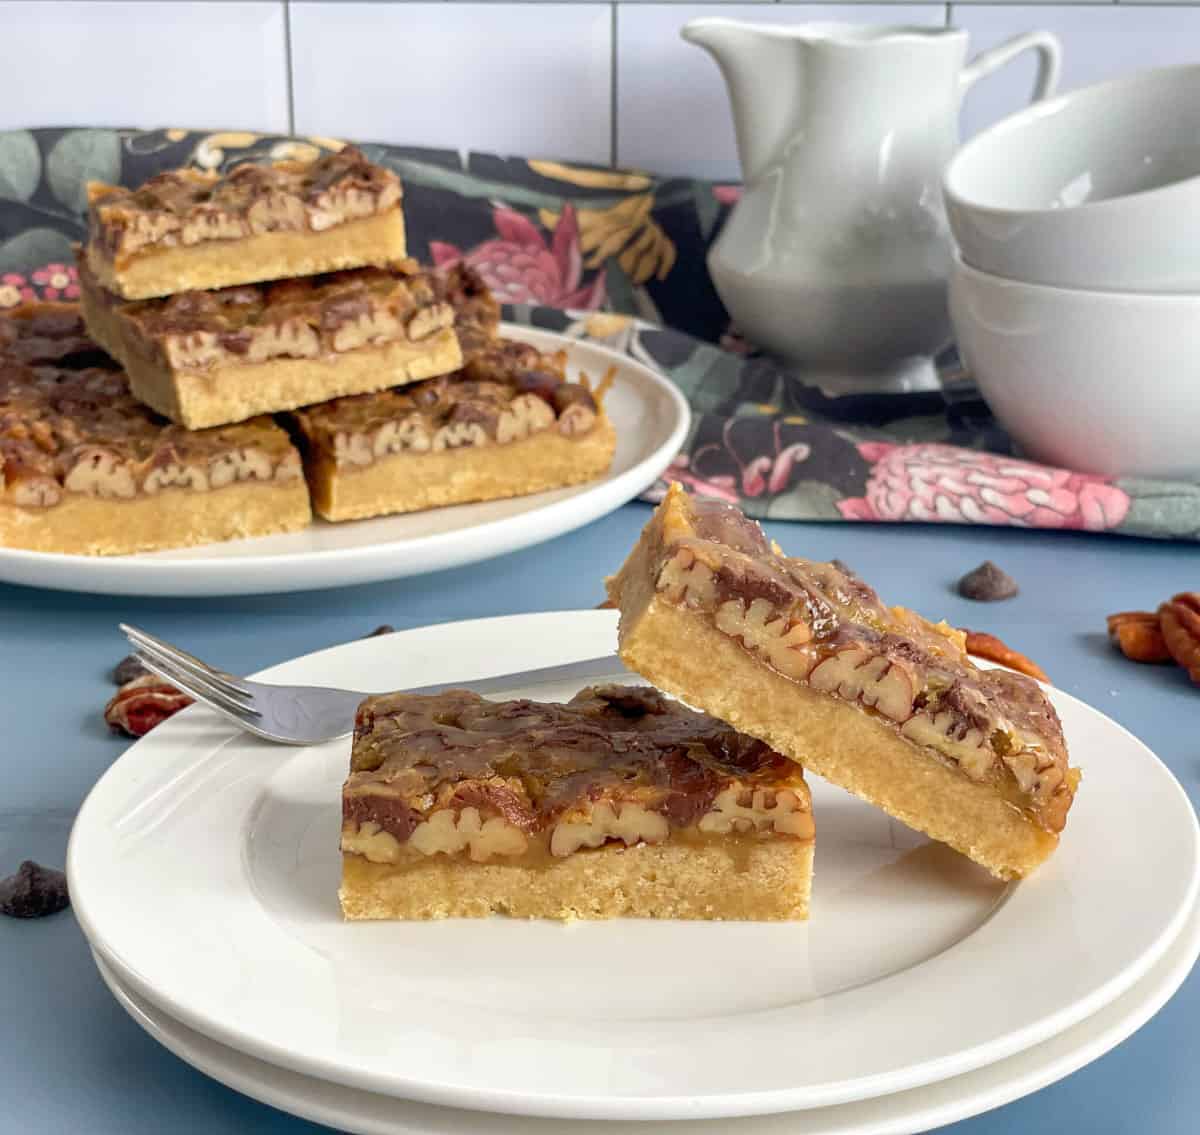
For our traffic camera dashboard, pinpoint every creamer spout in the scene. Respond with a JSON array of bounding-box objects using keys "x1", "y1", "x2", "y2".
[{"x1": 681, "y1": 18, "x2": 806, "y2": 184}]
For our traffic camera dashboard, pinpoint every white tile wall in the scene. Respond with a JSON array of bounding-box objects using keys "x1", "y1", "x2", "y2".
[
  {"x1": 2, "y1": 1, "x2": 1196, "y2": 176},
  {"x1": 0, "y1": 2, "x2": 289, "y2": 133},
  {"x1": 954, "y1": 6, "x2": 1200, "y2": 137},
  {"x1": 290, "y1": 3, "x2": 613, "y2": 163},
  {"x1": 617, "y1": 4, "x2": 948, "y2": 179}
]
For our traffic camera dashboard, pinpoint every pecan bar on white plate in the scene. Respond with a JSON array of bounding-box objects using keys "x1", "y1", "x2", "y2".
[
  {"x1": 291, "y1": 337, "x2": 616, "y2": 522},
  {"x1": 0, "y1": 309, "x2": 309, "y2": 555},
  {"x1": 340, "y1": 684, "x2": 814, "y2": 921},
  {"x1": 78, "y1": 259, "x2": 462, "y2": 429},
  {"x1": 81, "y1": 146, "x2": 407, "y2": 299},
  {"x1": 607, "y1": 484, "x2": 1079, "y2": 880}
]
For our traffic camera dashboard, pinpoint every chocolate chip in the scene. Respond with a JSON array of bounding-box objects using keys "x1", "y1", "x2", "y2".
[
  {"x1": 957, "y1": 561, "x2": 1018, "y2": 602},
  {"x1": 0, "y1": 860, "x2": 70, "y2": 919},
  {"x1": 365, "y1": 624, "x2": 395, "y2": 638},
  {"x1": 112, "y1": 653, "x2": 148, "y2": 685}
]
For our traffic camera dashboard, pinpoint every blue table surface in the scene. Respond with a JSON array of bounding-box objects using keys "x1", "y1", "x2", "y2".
[{"x1": 1, "y1": 503, "x2": 1197, "y2": 1135}]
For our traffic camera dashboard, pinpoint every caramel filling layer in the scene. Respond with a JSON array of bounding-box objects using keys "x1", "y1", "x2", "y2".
[
  {"x1": 342, "y1": 787, "x2": 814, "y2": 869},
  {"x1": 294, "y1": 338, "x2": 608, "y2": 471},
  {"x1": 342, "y1": 684, "x2": 813, "y2": 862}
]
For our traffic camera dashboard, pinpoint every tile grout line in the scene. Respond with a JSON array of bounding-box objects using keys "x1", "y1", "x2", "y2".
[
  {"x1": 283, "y1": 0, "x2": 297, "y2": 136},
  {"x1": 610, "y1": 2, "x2": 619, "y2": 168}
]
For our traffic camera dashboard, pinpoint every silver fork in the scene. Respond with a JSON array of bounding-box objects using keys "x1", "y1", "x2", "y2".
[{"x1": 120, "y1": 624, "x2": 628, "y2": 745}]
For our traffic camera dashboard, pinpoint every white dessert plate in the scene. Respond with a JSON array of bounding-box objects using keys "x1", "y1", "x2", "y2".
[
  {"x1": 88, "y1": 893, "x2": 1200, "y2": 1135},
  {"x1": 67, "y1": 611, "x2": 1200, "y2": 1121},
  {"x1": 0, "y1": 325, "x2": 688, "y2": 597}
]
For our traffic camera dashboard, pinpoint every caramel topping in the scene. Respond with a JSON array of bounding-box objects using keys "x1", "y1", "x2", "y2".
[
  {"x1": 436, "y1": 264, "x2": 501, "y2": 362},
  {"x1": 87, "y1": 146, "x2": 402, "y2": 262},
  {"x1": 81, "y1": 258, "x2": 452, "y2": 371},
  {"x1": 344, "y1": 684, "x2": 806, "y2": 842},
  {"x1": 292, "y1": 337, "x2": 602, "y2": 467}
]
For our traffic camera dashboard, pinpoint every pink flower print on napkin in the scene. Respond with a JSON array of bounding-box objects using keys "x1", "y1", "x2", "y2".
[
  {"x1": 0, "y1": 273, "x2": 35, "y2": 309},
  {"x1": 430, "y1": 204, "x2": 606, "y2": 310},
  {"x1": 738, "y1": 441, "x2": 811, "y2": 498},
  {"x1": 31, "y1": 263, "x2": 79, "y2": 301},
  {"x1": 652, "y1": 422, "x2": 813, "y2": 505},
  {"x1": 837, "y1": 443, "x2": 1131, "y2": 531}
]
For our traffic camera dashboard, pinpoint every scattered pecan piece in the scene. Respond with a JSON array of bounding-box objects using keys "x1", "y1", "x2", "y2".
[
  {"x1": 104, "y1": 673, "x2": 193, "y2": 737},
  {"x1": 365, "y1": 624, "x2": 395, "y2": 638},
  {"x1": 964, "y1": 630, "x2": 1050, "y2": 684},
  {"x1": 1159, "y1": 593, "x2": 1200, "y2": 685},
  {"x1": 1106, "y1": 611, "x2": 1173, "y2": 664},
  {"x1": 957, "y1": 560, "x2": 1018, "y2": 602},
  {"x1": 0, "y1": 860, "x2": 69, "y2": 919}
]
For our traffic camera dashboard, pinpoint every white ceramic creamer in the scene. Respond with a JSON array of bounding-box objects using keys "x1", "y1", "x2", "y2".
[{"x1": 683, "y1": 20, "x2": 1060, "y2": 390}]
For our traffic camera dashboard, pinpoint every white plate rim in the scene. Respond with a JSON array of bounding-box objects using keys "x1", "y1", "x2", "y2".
[
  {"x1": 87, "y1": 898, "x2": 1200, "y2": 1135},
  {"x1": 66, "y1": 610, "x2": 1200, "y2": 1120},
  {"x1": 0, "y1": 325, "x2": 689, "y2": 597}
]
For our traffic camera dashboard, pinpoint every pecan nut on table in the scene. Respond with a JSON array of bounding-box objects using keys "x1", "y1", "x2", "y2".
[{"x1": 1109, "y1": 592, "x2": 1200, "y2": 685}]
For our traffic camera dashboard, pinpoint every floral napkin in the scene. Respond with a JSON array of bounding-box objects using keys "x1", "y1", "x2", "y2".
[{"x1": 1, "y1": 127, "x2": 1196, "y2": 541}]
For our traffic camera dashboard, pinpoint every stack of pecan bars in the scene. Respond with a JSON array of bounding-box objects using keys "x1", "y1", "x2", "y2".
[{"x1": 0, "y1": 147, "x2": 616, "y2": 554}]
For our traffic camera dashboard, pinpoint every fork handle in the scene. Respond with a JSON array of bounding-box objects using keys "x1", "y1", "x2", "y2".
[{"x1": 404, "y1": 653, "x2": 630, "y2": 698}]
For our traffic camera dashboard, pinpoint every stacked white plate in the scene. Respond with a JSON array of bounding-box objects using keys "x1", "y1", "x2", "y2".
[{"x1": 68, "y1": 612, "x2": 1200, "y2": 1135}]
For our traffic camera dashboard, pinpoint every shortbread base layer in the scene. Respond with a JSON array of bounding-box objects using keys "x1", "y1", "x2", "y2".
[
  {"x1": 307, "y1": 416, "x2": 617, "y2": 521},
  {"x1": 81, "y1": 280, "x2": 461, "y2": 428},
  {"x1": 0, "y1": 480, "x2": 311, "y2": 554},
  {"x1": 616, "y1": 596, "x2": 1058, "y2": 881},
  {"x1": 340, "y1": 837, "x2": 813, "y2": 921},
  {"x1": 84, "y1": 210, "x2": 408, "y2": 300}
]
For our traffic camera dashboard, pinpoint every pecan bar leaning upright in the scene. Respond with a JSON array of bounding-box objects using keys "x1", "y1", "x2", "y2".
[
  {"x1": 82, "y1": 146, "x2": 406, "y2": 300},
  {"x1": 607, "y1": 485, "x2": 1079, "y2": 880},
  {"x1": 78, "y1": 262, "x2": 462, "y2": 428},
  {"x1": 340, "y1": 684, "x2": 814, "y2": 921},
  {"x1": 291, "y1": 338, "x2": 616, "y2": 521}
]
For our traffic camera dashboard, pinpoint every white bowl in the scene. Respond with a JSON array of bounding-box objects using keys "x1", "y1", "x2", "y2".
[
  {"x1": 944, "y1": 64, "x2": 1200, "y2": 292},
  {"x1": 949, "y1": 257, "x2": 1200, "y2": 477}
]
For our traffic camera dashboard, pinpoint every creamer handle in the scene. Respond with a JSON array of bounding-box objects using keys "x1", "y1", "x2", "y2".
[{"x1": 961, "y1": 30, "x2": 1061, "y2": 103}]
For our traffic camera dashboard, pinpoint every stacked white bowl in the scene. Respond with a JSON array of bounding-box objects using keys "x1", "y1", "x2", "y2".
[{"x1": 943, "y1": 64, "x2": 1200, "y2": 478}]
